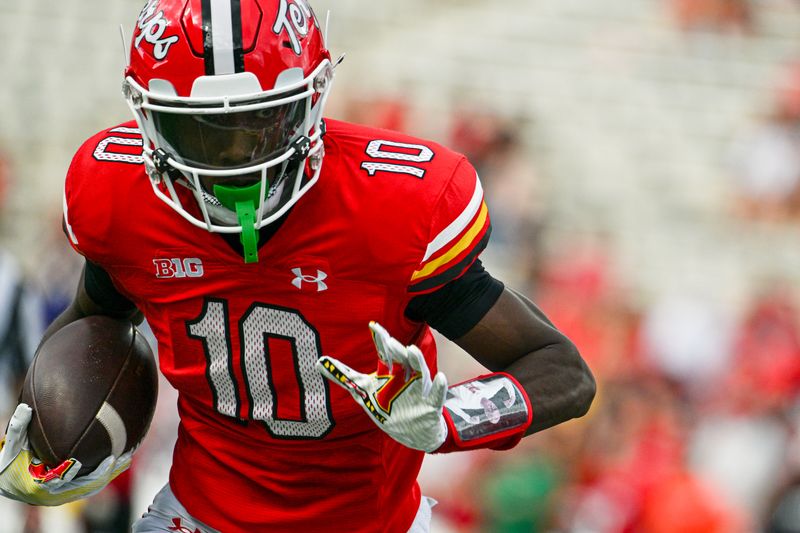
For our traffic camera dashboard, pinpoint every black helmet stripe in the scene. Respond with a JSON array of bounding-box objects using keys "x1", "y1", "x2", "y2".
[{"x1": 201, "y1": 0, "x2": 245, "y2": 76}]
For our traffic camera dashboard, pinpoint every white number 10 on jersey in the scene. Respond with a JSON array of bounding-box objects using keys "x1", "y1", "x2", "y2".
[{"x1": 187, "y1": 298, "x2": 334, "y2": 439}]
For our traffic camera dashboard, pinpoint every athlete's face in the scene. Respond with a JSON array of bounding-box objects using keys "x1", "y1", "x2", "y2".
[
  {"x1": 150, "y1": 97, "x2": 306, "y2": 191},
  {"x1": 154, "y1": 113, "x2": 291, "y2": 193}
]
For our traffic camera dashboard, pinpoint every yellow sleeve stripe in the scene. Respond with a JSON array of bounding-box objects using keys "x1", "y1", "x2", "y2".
[
  {"x1": 411, "y1": 201, "x2": 489, "y2": 282},
  {"x1": 421, "y1": 174, "x2": 483, "y2": 261}
]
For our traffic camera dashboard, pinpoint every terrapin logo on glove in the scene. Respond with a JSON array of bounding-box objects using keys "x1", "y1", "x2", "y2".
[
  {"x1": 317, "y1": 322, "x2": 533, "y2": 454},
  {"x1": 317, "y1": 322, "x2": 448, "y2": 452}
]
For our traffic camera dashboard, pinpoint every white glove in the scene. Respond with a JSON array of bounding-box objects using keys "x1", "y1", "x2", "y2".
[
  {"x1": 317, "y1": 322, "x2": 449, "y2": 452},
  {"x1": 0, "y1": 403, "x2": 132, "y2": 506}
]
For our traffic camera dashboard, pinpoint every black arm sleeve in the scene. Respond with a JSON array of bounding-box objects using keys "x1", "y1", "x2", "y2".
[
  {"x1": 405, "y1": 260, "x2": 504, "y2": 340},
  {"x1": 83, "y1": 260, "x2": 138, "y2": 315}
]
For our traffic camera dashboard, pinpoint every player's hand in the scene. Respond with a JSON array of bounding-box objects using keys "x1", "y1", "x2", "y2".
[
  {"x1": 0, "y1": 403, "x2": 132, "y2": 506},
  {"x1": 317, "y1": 322, "x2": 448, "y2": 452}
]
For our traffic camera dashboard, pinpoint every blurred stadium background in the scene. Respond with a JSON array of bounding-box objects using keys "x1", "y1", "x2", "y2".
[{"x1": 2, "y1": 0, "x2": 800, "y2": 531}]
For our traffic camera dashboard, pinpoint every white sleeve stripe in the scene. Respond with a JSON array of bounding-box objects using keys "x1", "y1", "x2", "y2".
[
  {"x1": 62, "y1": 188, "x2": 79, "y2": 246},
  {"x1": 109, "y1": 127, "x2": 140, "y2": 134},
  {"x1": 422, "y1": 172, "x2": 483, "y2": 262}
]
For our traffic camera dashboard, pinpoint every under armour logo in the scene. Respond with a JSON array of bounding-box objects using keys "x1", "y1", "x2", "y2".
[
  {"x1": 292, "y1": 268, "x2": 327, "y2": 291},
  {"x1": 168, "y1": 517, "x2": 201, "y2": 533}
]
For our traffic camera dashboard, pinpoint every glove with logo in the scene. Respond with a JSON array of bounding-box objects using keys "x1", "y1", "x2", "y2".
[
  {"x1": 317, "y1": 322, "x2": 448, "y2": 452},
  {"x1": 0, "y1": 403, "x2": 132, "y2": 506},
  {"x1": 317, "y1": 322, "x2": 533, "y2": 453}
]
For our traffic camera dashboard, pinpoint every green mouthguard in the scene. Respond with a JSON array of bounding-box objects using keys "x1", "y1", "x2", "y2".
[{"x1": 213, "y1": 182, "x2": 263, "y2": 264}]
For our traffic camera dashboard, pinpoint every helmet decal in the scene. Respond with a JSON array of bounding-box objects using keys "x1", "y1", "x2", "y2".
[
  {"x1": 135, "y1": 0, "x2": 180, "y2": 61},
  {"x1": 272, "y1": 0, "x2": 316, "y2": 56}
]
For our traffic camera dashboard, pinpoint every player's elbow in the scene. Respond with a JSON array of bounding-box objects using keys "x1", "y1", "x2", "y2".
[
  {"x1": 574, "y1": 373, "x2": 596, "y2": 420},
  {"x1": 519, "y1": 339, "x2": 596, "y2": 433},
  {"x1": 549, "y1": 339, "x2": 595, "y2": 421},
  {"x1": 568, "y1": 342, "x2": 596, "y2": 419}
]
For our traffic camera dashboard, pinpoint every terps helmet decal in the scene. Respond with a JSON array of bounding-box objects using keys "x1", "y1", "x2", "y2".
[
  {"x1": 272, "y1": 0, "x2": 318, "y2": 56},
  {"x1": 134, "y1": 0, "x2": 180, "y2": 61}
]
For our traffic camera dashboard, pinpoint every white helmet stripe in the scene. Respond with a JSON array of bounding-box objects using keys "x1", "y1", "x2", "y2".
[{"x1": 203, "y1": 0, "x2": 244, "y2": 75}]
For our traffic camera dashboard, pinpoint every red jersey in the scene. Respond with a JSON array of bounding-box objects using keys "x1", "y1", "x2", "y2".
[{"x1": 63, "y1": 119, "x2": 491, "y2": 532}]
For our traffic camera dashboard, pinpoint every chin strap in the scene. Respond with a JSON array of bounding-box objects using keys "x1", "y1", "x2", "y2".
[{"x1": 213, "y1": 182, "x2": 262, "y2": 264}]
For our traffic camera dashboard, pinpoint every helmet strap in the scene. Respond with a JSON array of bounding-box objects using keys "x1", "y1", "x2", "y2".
[{"x1": 213, "y1": 182, "x2": 263, "y2": 264}]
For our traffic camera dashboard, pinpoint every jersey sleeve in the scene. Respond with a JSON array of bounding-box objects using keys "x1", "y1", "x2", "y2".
[
  {"x1": 61, "y1": 123, "x2": 144, "y2": 264},
  {"x1": 62, "y1": 133, "x2": 111, "y2": 261},
  {"x1": 408, "y1": 158, "x2": 492, "y2": 294},
  {"x1": 405, "y1": 259, "x2": 504, "y2": 339}
]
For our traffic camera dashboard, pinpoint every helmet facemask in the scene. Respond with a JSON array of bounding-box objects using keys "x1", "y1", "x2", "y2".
[{"x1": 124, "y1": 60, "x2": 333, "y2": 263}]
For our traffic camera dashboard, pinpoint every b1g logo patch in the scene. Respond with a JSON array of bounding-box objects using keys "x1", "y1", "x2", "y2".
[
  {"x1": 135, "y1": 0, "x2": 179, "y2": 60},
  {"x1": 154, "y1": 258, "x2": 204, "y2": 279}
]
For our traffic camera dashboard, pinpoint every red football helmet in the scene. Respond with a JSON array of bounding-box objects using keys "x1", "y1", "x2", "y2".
[{"x1": 124, "y1": 0, "x2": 334, "y2": 262}]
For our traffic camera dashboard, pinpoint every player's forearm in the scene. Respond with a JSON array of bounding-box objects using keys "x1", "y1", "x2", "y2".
[
  {"x1": 39, "y1": 272, "x2": 142, "y2": 352},
  {"x1": 455, "y1": 287, "x2": 596, "y2": 435},
  {"x1": 38, "y1": 300, "x2": 89, "y2": 351},
  {"x1": 459, "y1": 319, "x2": 594, "y2": 435}
]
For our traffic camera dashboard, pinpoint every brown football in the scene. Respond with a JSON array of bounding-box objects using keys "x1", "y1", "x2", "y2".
[{"x1": 20, "y1": 315, "x2": 158, "y2": 475}]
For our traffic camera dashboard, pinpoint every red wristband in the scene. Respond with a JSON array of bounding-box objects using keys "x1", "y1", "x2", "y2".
[{"x1": 434, "y1": 372, "x2": 533, "y2": 454}]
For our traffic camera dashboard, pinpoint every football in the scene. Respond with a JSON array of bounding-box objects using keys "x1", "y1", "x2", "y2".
[{"x1": 20, "y1": 315, "x2": 158, "y2": 475}]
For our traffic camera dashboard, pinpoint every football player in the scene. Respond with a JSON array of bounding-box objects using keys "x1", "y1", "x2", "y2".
[{"x1": 0, "y1": 1, "x2": 595, "y2": 531}]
